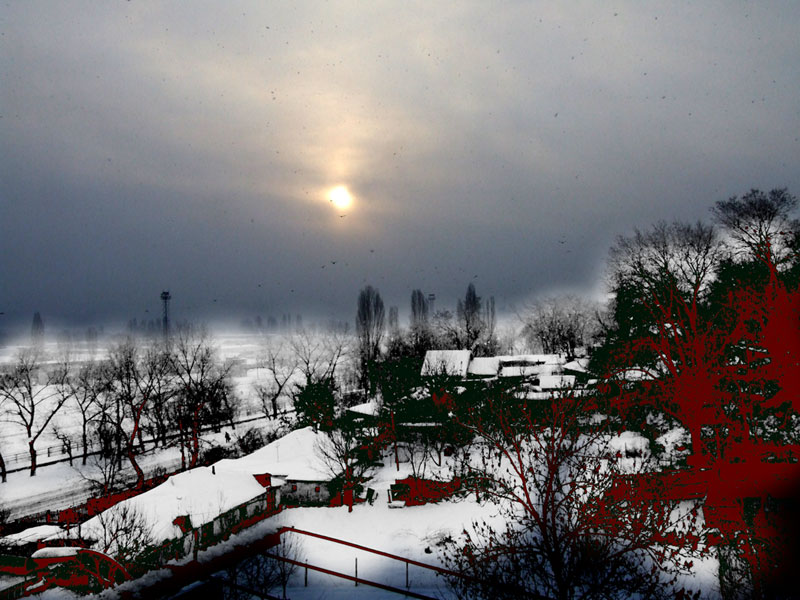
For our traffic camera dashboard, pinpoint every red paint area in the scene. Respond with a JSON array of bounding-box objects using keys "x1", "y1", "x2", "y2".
[
  {"x1": 0, "y1": 549, "x2": 131, "y2": 596},
  {"x1": 603, "y1": 252, "x2": 800, "y2": 595},
  {"x1": 391, "y1": 476, "x2": 462, "y2": 506}
]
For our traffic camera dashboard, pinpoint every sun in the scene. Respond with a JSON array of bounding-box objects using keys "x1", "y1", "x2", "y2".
[{"x1": 328, "y1": 185, "x2": 353, "y2": 211}]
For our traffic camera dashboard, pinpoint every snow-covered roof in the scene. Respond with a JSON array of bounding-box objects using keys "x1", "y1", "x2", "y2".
[
  {"x1": 499, "y1": 364, "x2": 553, "y2": 378},
  {"x1": 215, "y1": 426, "x2": 331, "y2": 482},
  {"x1": 347, "y1": 399, "x2": 380, "y2": 417},
  {"x1": 617, "y1": 368, "x2": 655, "y2": 381},
  {"x1": 66, "y1": 466, "x2": 269, "y2": 547},
  {"x1": 497, "y1": 354, "x2": 564, "y2": 366},
  {"x1": 538, "y1": 375, "x2": 576, "y2": 389},
  {"x1": 467, "y1": 357, "x2": 500, "y2": 377},
  {"x1": 563, "y1": 358, "x2": 590, "y2": 373},
  {"x1": 421, "y1": 350, "x2": 471, "y2": 378}
]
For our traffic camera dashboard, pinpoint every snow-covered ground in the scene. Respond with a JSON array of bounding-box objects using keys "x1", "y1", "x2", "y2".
[
  {"x1": 2, "y1": 335, "x2": 719, "y2": 599},
  {"x1": 27, "y1": 445, "x2": 719, "y2": 599}
]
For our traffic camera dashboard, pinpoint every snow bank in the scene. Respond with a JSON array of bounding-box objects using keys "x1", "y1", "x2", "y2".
[
  {"x1": 0, "y1": 525, "x2": 63, "y2": 547},
  {"x1": 214, "y1": 426, "x2": 330, "y2": 482}
]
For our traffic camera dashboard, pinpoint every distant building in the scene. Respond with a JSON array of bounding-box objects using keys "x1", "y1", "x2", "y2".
[{"x1": 421, "y1": 350, "x2": 567, "y2": 381}]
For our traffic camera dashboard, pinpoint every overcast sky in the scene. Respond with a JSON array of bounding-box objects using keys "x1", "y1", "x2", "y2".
[{"x1": 2, "y1": 2, "x2": 799, "y2": 332}]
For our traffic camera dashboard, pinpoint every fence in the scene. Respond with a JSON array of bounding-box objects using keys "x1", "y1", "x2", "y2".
[{"x1": 2, "y1": 412, "x2": 271, "y2": 475}]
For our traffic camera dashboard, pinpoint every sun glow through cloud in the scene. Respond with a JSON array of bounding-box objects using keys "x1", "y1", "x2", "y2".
[{"x1": 328, "y1": 185, "x2": 353, "y2": 211}]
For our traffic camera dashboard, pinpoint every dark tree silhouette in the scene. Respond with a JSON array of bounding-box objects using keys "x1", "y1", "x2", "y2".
[
  {"x1": 442, "y1": 393, "x2": 704, "y2": 600},
  {"x1": 411, "y1": 289, "x2": 429, "y2": 327},
  {"x1": 594, "y1": 198, "x2": 800, "y2": 598},
  {"x1": 293, "y1": 377, "x2": 336, "y2": 431},
  {"x1": 712, "y1": 187, "x2": 799, "y2": 267},
  {"x1": 456, "y1": 282, "x2": 483, "y2": 350},
  {"x1": 31, "y1": 312, "x2": 44, "y2": 343},
  {"x1": 520, "y1": 295, "x2": 594, "y2": 358},
  {"x1": 256, "y1": 337, "x2": 298, "y2": 420},
  {"x1": 356, "y1": 285, "x2": 385, "y2": 392}
]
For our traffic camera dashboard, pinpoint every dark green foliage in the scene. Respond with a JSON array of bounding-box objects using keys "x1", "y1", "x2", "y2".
[
  {"x1": 294, "y1": 378, "x2": 337, "y2": 431},
  {"x1": 200, "y1": 444, "x2": 234, "y2": 465},
  {"x1": 376, "y1": 353, "x2": 424, "y2": 413},
  {"x1": 236, "y1": 428, "x2": 267, "y2": 454},
  {"x1": 356, "y1": 285, "x2": 385, "y2": 393}
]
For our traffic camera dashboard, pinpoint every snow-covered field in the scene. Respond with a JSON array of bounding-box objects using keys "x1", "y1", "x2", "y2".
[{"x1": 0, "y1": 334, "x2": 302, "y2": 472}]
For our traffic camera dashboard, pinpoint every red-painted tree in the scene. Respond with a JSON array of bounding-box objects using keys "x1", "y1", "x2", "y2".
[
  {"x1": 442, "y1": 393, "x2": 704, "y2": 600},
  {"x1": 593, "y1": 193, "x2": 800, "y2": 598}
]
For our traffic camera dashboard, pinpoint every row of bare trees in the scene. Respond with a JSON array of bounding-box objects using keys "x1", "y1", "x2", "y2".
[{"x1": 0, "y1": 327, "x2": 234, "y2": 487}]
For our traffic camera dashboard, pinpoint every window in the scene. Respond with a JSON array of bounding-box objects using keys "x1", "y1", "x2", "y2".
[
  {"x1": 315, "y1": 486, "x2": 320, "y2": 493},
  {"x1": 291, "y1": 484, "x2": 297, "y2": 492}
]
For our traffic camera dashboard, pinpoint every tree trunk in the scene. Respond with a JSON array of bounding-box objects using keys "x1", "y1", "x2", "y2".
[
  {"x1": 127, "y1": 443, "x2": 144, "y2": 490},
  {"x1": 137, "y1": 426, "x2": 146, "y2": 453},
  {"x1": 82, "y1": 425, "x2": 89, "y2": 466},
  {"x1": 178, "y1": 421, "x2": 187, "y2": 471},
  {"x1": 29, "y1": 441, "x2": 37, "y2": 477},
  {"x1": 0, "y1": 450, "x2": 6, "y2": 483},
  {"x1": 127, "y1": 422, "x2": 145, "y2": 489},
  {"x1": 189, "y1": 408, "x2": 201, "y2": 468}
]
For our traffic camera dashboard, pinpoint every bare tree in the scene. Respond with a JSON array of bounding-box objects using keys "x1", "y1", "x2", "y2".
[
  {"x1": 256, "y1": 336, "x2": 298, "y2": 419},
  {"x1": 104, "y1": 339, "x2": 167, "y2": 488},
  {"x1": 31, "y1": 312, "x2": 44, "y2": 345},
  {"x1": 0, "y1": 394, "x2": 7, "y2": 483},
  {"x1": 712, "y1": 187, "x2": 799, "y2": 267},
  {"x1": 356, "y1": 285, "x2": 385, "y2": 392},
  {"x1": 456, "y1": 282, "x2": 483, "y2": 350},
  {"x1": 80, "y1": 441, "x2": 123, "y2": 496},
  {"x1": 388, "y1": 305, "x2": 399, "y2": 336},
  {"x1": 430, "y1": 309, "x2": 460, "y2": 349},
  {"x1": 170, "y1": 326, "x2": 234, "y2": 469},
  {"x1": 411, "y1": 289, "x2": 429, "y2": 328},
  {"x1": 139, "y1": 350, "x2": 176, "y2": 450},
  {"x1": 52, "y1": 424, "x2": 76, "y2": 466},
  {"x1": 520, "y1": 295, "x2": 596, "y2": 358},
  {"x1": 289, "y1": 328, "x2": 349, "y2": 386},
  {"x1": 315, "y1": 426, "x2": 375, "y2": 512},
  {"x1": 608, "y1": 220, "x2": 722, "y2": 303},
  {"x1": 270, "y1": 533, "x2": 301, "y2": 599},
  {"x1": 69, "y1": 360, "x2": 106, "y2": 464},
  {"x1": 409, "y1": 289, "x2": 433, "y2": 355},
  {"x1": 222, "y1": 534, "x2": 302, "y2": 600},
  {"x1": 442, "y1": 394, "x2": 706, "y2": 600},
  {"x1": 0, "y1": 349, "x2": 71, "y2": 476},
  {"x1": 93, "y1": 502, "x2": 155, "y2": 565}
]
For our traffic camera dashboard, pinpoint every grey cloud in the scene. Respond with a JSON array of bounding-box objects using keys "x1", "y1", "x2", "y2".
[{"x1": 2, "y1": 2, "x2": 799, "y2": 330}]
